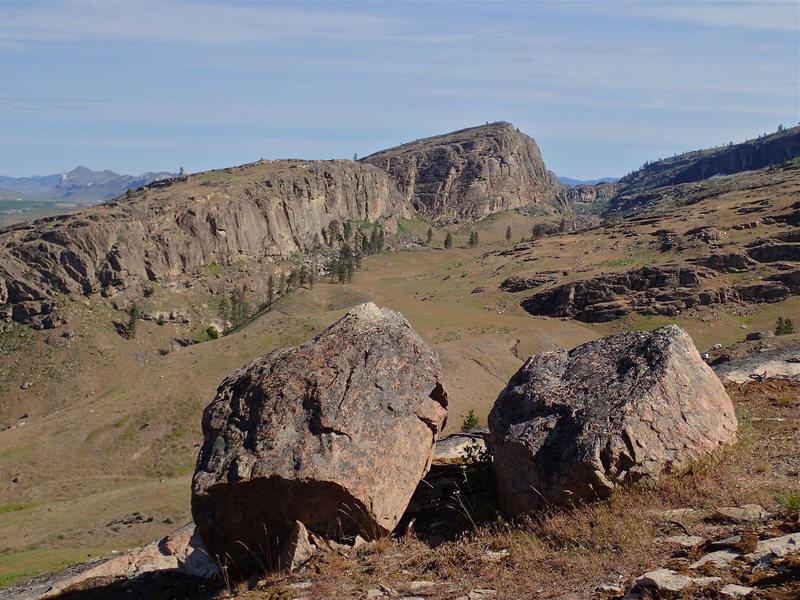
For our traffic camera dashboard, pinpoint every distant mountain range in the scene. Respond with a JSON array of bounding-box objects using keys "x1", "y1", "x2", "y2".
[
  {"x1": 0, "y1": 166, "x2": 175, "y2": 204},
  {"x1": 557, "y1": 176, "x2": 620, "y2": 187}
]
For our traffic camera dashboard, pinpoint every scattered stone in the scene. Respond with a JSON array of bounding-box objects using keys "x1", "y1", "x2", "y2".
[
  {"x1": 720, "y1": 583, "x2": 755, "y2": 598},
  {"x1": 106, "y1": 512, "x2": 154, "y2": 528},
  {"x1": 489, "y1": 325, "x2": 737, "y2": 513},
  {"x1": 595, "y1": 583, "x2": 624, "y2": 594},
  {"x1": 690, "y1": 549, "x2": 742, "y2": 569},
  {"x1": 35, "y1": 522, "x2": 216, "y2": 599},
  {"x1": 278, "y1": 521, "x2": 314, "y2": 572},
  {"x1": 710, "y1": 505, "x2": 768, "y2": 523},
  {"x1": 484, "y1": 549, "x2": 510, "y2": 561},
  {"x1": 746, "y1": 532, "x2": 800, "y2": 564},
  {"x1": 407, "y1": 581, "x2": 436, "y2": 592},
  {"x1": 662, "y1": 508, "x2": 699, "y2": 521},
  {"x1": 745, "y1": 331, "x2": 774, "y2": 341},
  {"x1": 713, "y1": 344, "x2": 800, "y2": 383},
  {"x1": 192, "y1": 303, "x2": 448, "y2": 573}
]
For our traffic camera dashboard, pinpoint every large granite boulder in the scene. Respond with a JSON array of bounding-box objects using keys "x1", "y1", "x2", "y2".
[
  {"x1": 488, "y1": 325, "x2": 737, "y2": 515},
  {"x1": 191, "y1": 302, "x2": 447, "y2": 571}
]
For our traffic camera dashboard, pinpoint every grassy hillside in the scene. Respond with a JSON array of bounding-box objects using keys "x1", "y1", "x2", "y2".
[{"x1": 0, "y1": 161, "x2": 798, "y2": 585}]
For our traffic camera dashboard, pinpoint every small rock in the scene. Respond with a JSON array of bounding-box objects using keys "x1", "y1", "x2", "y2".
[
  {"x1": 710, "y1": 504, "x2": 767, "y2": 523},
  {"x1": 279, "y1": 521, "x2": 314, "y2": 572},
  {"x1": 689, "y1": 549, "x2": 742, "y2": 569},
  {"x1": 662, "y1": 508, "x2": 699, "y2": 521},
  {"x1": 366, "y1": 590, "x2": 384, "y2": 599},
  {"x1": 484, "y1": 549, "x2": 510, "y2": 561},
  {"x1": 634, "y1": 569, "x2": 693, "y2": 592},
  {"x1": 663, "y1": 535, "x2": 704, "y2": 548},
  {"x1": 633, "y1": 569, "x2": 720, "y2": 593},
  {"x1": 595, "y1": 584, "x2": 624, "y2": 594},
  {"x1": 20, "y1": 381, "x2": 31, "y2": 389},
  {"x1": 352, "y1": 535, "x2": 368, "y2": 550},
  {"x1": 287, "y1": 581, "x2": 312, "y2": 589},
  {"x1": 407, "y1": 581, "x2": 436, "y2": 592},
  {"x1": 746, "y1": 532, "x2": 800, "y2": 564},
  {"x1": 720, "y1": 583, "x2": 755, "y2": 598},
  {"x1": 745, "y1": 331, "x2": 774, "y2": 341},
  {"x1": 11, "y1": 476, "x2": 20, "y2": 483}
]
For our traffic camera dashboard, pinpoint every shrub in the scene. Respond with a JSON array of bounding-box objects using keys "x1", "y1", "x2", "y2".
[
  {"x1": 205, "y1": 326, "x2": 220, "y2": 340},
  {"x1": 775, "y1": 317, "x2": 795, "y2": 335},
  {"x1": 460, "y1": 409, "x2": 480, "y2": 431},
  {"x1": 775, "y1": 490, "x2": 800, "y2": 512}
]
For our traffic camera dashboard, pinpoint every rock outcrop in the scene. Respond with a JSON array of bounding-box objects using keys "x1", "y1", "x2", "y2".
[
  {"x1": 0, "y1": 160, "x2": 408, "y2": 314},
  {"x1": 560, "y1": 181, "x2": 621, "y2": 214},
  {"x1": 362, "y1": 122, "x2": 564, "y2": 223},
  {"x1": 617, "y1": 126, "x2": 800, "y2": 194},
  {"x1": 520, "y1": 264, "x2": 712, "y2": 322},
  {"x1": 191, "y1": 303, "x2": 447, "y2": 573},
  {"x1": 520, "y1": 263, "x2": 796, "y2": 323},
  {"x1": 488, "y1": 326, "x2": 737, "y2": 514}
]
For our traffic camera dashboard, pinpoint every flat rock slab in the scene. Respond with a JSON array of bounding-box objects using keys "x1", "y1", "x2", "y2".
[
  {"x1": 489, "y1": 325, "x2": 737, "y2": 514},
  {"x1": 713, "y1": 343, "x2": 800, "y2": 383},
  {"x1": 192, "y1": 302, "x2": 448, "y2": 572}
]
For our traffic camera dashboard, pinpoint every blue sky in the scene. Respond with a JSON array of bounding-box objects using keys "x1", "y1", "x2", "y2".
[{"x1": 1, "y1": 0, "x2": 797, "y2": 180}]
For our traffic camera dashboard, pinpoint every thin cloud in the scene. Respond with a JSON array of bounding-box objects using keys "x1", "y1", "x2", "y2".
[
  {"x1": 0, "y1": 1, "x2": 457, "y2": 46},
  {"x1": 555, "y1": 0, "x2": 799, "y2": 32}
]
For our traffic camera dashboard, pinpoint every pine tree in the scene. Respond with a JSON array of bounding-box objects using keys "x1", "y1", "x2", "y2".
[
  {"x1": 298, "y1": 263, "x2": 308, "y2": 287},
  {"x1": 277, "y1": 272, "x2": 285, "y2": 295},
  {"x1": 559, "y1": 216, "x2": 567, "y2": 233},
  {"x1": 376, "y1": 227, "x2": 385, "y2": 253},
  {"x1": 229, "y1": 289, "x2": 251, "y2": 329},
  {"x1": 336, "y1": 244, "x2": 354, "y2": 283},
  {"x1": 124, "y1": 302, "x2": 139, "y2": 339},
  {"x1": 309, "y1": 253, "x2": 317, "y2": 289},
  {"x1": 505, "y1": 225, "x2": 512, "y2": 243},
  {"x1": 531, "y1": 224, "x2": 545, "y2": 239},
  {"x1": 426, "y1": 227, "x2": 433, "y2": 246},
  {"x1": 327, "y1": 219, "x2": 341, "y2": 245},
  {"x1": 343, "y1": 220, "x2": 353, "y2": 241},
  {"x1": 468, "y1": 230, "x2": 479, "y2": 247},
  {"x1": 444, "y1": 232, "x2": 453, "y2": 249},
  {"x1": 370, "y1": 227, "x2": 380, "y2": 254}
]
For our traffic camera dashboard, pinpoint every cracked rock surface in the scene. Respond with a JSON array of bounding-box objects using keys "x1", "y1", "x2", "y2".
[
  {"x1": 488, "y1": 325, "x2": 737, "y2": 515},
  {"x1": 191, "y1": 302, "x2": 447, "y2": 571}
]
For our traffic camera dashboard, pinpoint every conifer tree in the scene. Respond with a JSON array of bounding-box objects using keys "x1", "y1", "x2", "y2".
[
  {"x1": 505, "y1": 225, "x2": 512, "y2": 243},
  {"x1": 426, "y1": 227, "x2": 433, "y2": 245},
  {"x1": 444, "y1": 232, "x2": 453, "y2": 249}
]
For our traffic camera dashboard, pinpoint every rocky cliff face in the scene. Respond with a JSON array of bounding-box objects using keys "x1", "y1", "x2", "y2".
[
  {"x1": 362, "y1": 122, "x2": 564, "y2": 223},
  {"x1": 0, "y1": 160, "x2": 408, "y2": 313},
  {"x1": 620, "y1": 127, "x2": 800, "y2": 193}
]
